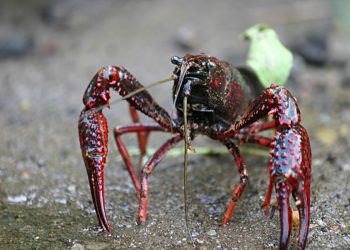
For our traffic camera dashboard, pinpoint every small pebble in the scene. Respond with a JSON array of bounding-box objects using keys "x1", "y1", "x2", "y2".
[
  {"x1": 55, "y1": 197, "x2": 67, "y2": 205},
  {"x1": 8, "y1": 195, "x2": 27, "y2": 204},
  {"x1": 67, "y1": 185, "x2": 76, "y2": 194},
  {"x1": 37, "y1": 159, "x2": 46, "y2": 168},
  {"x1": 196, "y1": 238, "x2": 204, "y2": 244},
  {"x1": 85, "y1": 242, "x2": 108, "y2": 250},
  {"x1": 70, "y1": 243, "x2": 85, "y2": 250},
  {"x1": 206, "y1": 229, "x2": 216, "y2": 236},
  {"x1": 21, "y1": 171, "x2": 31, "y2": 179},
  {"x1": 317, "y1": 219, "x2": 327, "y2": 227}
]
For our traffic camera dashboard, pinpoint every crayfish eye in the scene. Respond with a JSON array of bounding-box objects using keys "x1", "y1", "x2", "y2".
[
  {"x1": 170, "y1": 56, "x2": 183, "y2": 66},
  {"x1": 207, "y1": 61, "x2": 216, "y2": 70}
]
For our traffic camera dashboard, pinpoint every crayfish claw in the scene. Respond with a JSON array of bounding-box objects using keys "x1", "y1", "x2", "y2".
[
  {"x1": 275, "y1": 179, "x2": 293, "y2": 250},
  {"x1": 79, "y1": 109, "x2": 111, "y2": 232},
  {"x1": 268, "y1": 125, "x2": 311, "y2": 249},
  {"x1": 293, "y1": 180, "x2": 310, "y2": 250},
  {"x1": 86, "y1": 162, "x2": 112, "y2": 232}
]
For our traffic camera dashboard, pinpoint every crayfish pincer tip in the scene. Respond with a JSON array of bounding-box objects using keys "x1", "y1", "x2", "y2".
[
  {"x1": 277, "y1": 188, "x2": 292, "y2": 249},
  {"x1": 94, "y1": 182, "x2": 111, "y2": 231}
]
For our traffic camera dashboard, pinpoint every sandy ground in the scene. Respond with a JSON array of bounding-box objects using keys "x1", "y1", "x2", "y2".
[{"x1": 0, "y1": 0, "x2": 349, "y2": 249}]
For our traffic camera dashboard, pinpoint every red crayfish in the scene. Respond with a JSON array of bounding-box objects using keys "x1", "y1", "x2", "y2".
[{"x1": 78, "y1": 54, "x2": 312, "y2": 249}]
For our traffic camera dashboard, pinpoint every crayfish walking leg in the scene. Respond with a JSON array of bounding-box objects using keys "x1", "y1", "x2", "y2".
[
  {"x1": 138, "y1": 134, "x2": 183, "y2": 223},
  {"x1": 128, "y1": 106, "x2": 150, "y2": 168},
  {"x1": 113, "y1": 122, "x2": 169, "y2": 193},
  {"x1": 220, "y1": 139, "x2": 249, "y2": 226}
]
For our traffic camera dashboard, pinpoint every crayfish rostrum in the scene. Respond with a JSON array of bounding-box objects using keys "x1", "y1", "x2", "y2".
[{"x1": 78, "y1": 54, "x2": 312, "y2": 249}]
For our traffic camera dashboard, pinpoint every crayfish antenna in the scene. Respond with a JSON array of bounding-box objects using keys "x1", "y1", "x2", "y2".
[
  {"x1": 97, "y1": 75, "x2": 177, "y2": 112},
  {"x1": 182, "y1": 96, "x2": 195, "y2": 246},
  {"x1": 103, "y1": 74, "x2": 177, "y2": 135}
]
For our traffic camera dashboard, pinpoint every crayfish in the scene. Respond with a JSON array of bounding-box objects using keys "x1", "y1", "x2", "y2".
[{"x1": 78, "y1": 54, "x2": 312, "y2": 249}]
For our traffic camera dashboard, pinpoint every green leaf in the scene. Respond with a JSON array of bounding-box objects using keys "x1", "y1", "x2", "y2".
[{"x1": 243, "y1": 24, "x2": 293, "y2": 88}]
